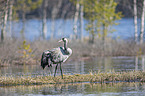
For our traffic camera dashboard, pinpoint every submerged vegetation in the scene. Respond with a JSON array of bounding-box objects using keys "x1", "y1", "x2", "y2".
[{"x1": 0, "y1": 71, "x2": 145, "y2": 86}]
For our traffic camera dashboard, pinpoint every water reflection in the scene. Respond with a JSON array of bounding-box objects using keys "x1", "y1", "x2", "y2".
[
  {"x1": 135, "y1": 56, "x2": 145, "y2": 71},
  {"x1": 0, "y1": 56, "x2": 145, "y2": 76},
  {"x1": 1, "y1": 82, "x2": 145, "y2": 96}
]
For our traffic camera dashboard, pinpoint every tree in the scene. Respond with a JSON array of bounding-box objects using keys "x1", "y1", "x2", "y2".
[
  {"x1": 80, "y1": 1, "x2": 84, "y2": 42},
  {"x1": 42, "y1": 0, "x2": 48, "y2": 39},
  {"x1": 134, "y1": 0, "x2": 138, "y2": 43},
  {"x1": 84, "y1": 0, "x2": 96, "y2": 43},
  {"x1": 73, "y1": 0, "x2": 80, "y2": 40},
  {"x1": 1, "y1": 0, "x2": 9, "y2": 42},
  {"x1": 140, "y1": 0, "x2": 145, "y2": 44},
  {"x1": 70, "y1": 0, "x2": 84, "y2": 41},
  {"x1": 84, "y1": 0, "x2": 122, "y2": 43},
  {"x1": 8, "y1": 0, "x2": 14, "y2": 39}
]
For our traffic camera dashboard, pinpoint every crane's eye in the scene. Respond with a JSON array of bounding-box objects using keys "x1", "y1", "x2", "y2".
[{"x1": 62, "y1": 38, "x2": 64, "y2": 41}]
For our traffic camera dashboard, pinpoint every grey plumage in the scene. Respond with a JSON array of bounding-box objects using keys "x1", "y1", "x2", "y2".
[{"x1": 41, "y1": 38, "x2": 72, "y2": 79}]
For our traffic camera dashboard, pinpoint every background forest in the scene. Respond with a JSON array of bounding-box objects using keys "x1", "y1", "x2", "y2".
[{"x1": 0, "y1": 0, "x2": 145, "y2": 66}]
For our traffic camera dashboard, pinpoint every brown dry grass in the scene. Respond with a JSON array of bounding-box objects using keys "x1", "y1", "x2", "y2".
[
  {"x1": 0, "y1": 71, "x2": 145, "y2": 86},
  {"x1": 0, "y1": 38, "x2": 144, "y2": 66}
]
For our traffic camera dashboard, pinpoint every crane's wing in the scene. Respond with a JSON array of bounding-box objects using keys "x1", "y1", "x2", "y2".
[
  {"x1": 49, "y1": 48, "x2": 62, "y2": 63},
  {"x1": 41, "y1": 47, "x2": 72, "y2": 67},
  {"x1": 50, "y1": 47, "x2": 70, "y2": 63}
]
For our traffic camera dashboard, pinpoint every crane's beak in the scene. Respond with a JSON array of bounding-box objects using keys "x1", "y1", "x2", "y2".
[{"x1": 58, "y1": 39, "x2": 63, "y2": 42}]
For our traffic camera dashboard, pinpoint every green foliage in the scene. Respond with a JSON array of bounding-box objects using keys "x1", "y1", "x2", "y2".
[
  {"x1": 70, "y1": 0, "x2": 84, "y2": 5},
  {"x1": 84, "y1": 0, "x2": 123, "y2": 40},
  {"x1": 18, "y1": 40, "x2": 33, "y2": 59},
  {"x1": 13, "y1": 0, "x2": 43, "y2": 20}
]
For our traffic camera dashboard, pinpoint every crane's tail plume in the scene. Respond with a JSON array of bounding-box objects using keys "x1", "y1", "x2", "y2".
[{"x1": 41, "y1": 51, "x2": 52, "y2": 69}]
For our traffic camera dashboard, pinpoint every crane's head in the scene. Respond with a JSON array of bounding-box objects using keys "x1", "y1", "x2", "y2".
[{"x1": 58, "y1": 38, "x2": 68, "y2": 43}]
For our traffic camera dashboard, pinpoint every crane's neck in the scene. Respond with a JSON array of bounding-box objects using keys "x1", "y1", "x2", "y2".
[
  {"x1": 64, "y1": 41, "x2": 67, "y2": 51},
  {"x1": 63, "y1": 41, "x2": 71, "y2": 55}
]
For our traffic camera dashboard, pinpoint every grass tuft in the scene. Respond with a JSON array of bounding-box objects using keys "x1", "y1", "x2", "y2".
[{"x1": 0, "y1": 71, "x2": 145, "y2": 86}]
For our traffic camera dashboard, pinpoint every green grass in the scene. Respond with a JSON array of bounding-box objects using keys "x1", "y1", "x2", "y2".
[{"x1": 0, "y1": 71, "x2": 145, "y2": 86}]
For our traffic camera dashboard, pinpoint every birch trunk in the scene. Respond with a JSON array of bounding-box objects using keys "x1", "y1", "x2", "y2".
[
  {"x1": 0, "y1": 8, "x2": 4, "y2": 41},
  {"x1": 102, "y1": 23, "x2": 106, "y2": 55},
  {"x1": 80, "y1": 4, "x2": 84, "y2": 42},
  {"x1": 73, "y1": 0, "x2": 80, "y2": 40},
  {"x1": 134, "y1": 0, "x2": 138, "y2": 43},
  {"x1": 21, "y1": 10, "x2": 26, "y2": 39},
  {"x1": 8, "y1": 0, "x2": 13, "y2": 39},
  {"x1": 42, "y1": 0, "x2": 47, "y2": 39},
  {"x1": 140, "y1": 0, "x2": 145, "y2": 44},
  {"x1": 1, "y1": 0, "x2": 9, "y2": 42}
]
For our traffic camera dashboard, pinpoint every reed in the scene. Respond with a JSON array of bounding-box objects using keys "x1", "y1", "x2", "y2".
[{"x1": 0, "y1": 71, "x2": 145, "y2": 86}]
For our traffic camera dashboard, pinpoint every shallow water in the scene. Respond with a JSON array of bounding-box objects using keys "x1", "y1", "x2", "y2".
[
  {"x1": 0, "y1": 56, "x2": 145, "y2": 96},
  {"x1": 1, "y1": 82, "x2": 145, "y2": 96},
  {"x1": 0, "y1": 56, "x2": 144, "y2": 77}
]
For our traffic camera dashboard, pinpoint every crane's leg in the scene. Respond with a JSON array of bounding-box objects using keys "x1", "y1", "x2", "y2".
[
  {"x1": 60, "y1": 63, "x2": 63, "y2": 79},
  {"x1": 48, "y1": 58, "x2": 52, "y2": 67},
  {"x1": 54, "y1": 64, "x2": 58, "y2": 77}
]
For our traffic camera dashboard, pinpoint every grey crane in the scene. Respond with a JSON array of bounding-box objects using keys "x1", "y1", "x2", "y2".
[{"x1": 41, "y1": 38, "x2": 72, "y2": 79}]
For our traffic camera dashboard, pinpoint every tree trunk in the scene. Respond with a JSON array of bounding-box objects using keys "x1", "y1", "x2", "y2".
[
  {"x1": 102, "y1": 23, "x2": 107, "y2": 55},
  {"x1": 91, "y1": 33, "x2": 95, "y2": 44},
  {"x1": 51, "y1": 11, "x2": 55, "y2": 40},
  {"x1": 1, "y1": 0, "x2": 9, "y2": 42},
  {"x1": 140, "y1": 0, "x2": 145, "y2": 44},
  {"x1": 89, "y1": 21, "x2": 95, "y2": 44},
  {"x1": 73, "y1": 0, "x2": 80, "y2": 40},
  {"x1": 80, "y1": 4, "x2": 84, "y2": 42},
  {"x1": 42, "y1": 0, "x2": 47, "y2": 39},
  {"x1": 51, "y1": 0, "x2": 62, "y2": 40},
  {"x1": 21, "y1": 10, "x2": 26, "y2": 40},
  {"x1": 134, "y1": 0, "x2": 138, "y2": 43},
  {"x1": 8, "y1": 0, "x2": 13, "y2": 39}
]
